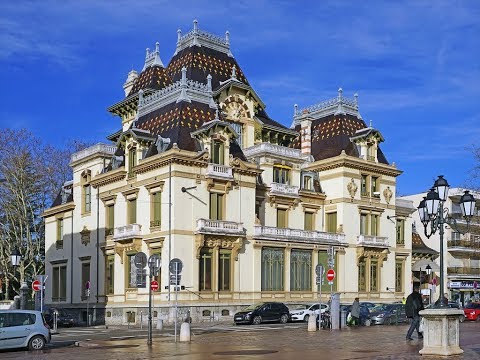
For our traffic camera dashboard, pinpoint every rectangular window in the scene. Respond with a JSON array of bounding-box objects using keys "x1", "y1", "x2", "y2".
[
  {"x1": 127, "y1": 254, "x2": 137, "y2": 288},
  {"x1": 105, "y1": 204, "x2": 114, "y2": 236},
  {"x1": 211, "y1": 141, "x2": 224, "y2": 165},
  {"x1": 396, "y1": 219, "x2": 405, "y2": 245},
  {"x1": 127, "y1": 198, "x2": 137, "y2": 224},
  {"x1": 304, "y1": 212, "x2": 314, "y2": 231},
  {"x1": 151, "y1": 192, "x2": 162, "y2": 227},
  {"x1": 199, "y1": 248, "x2": 212, "y2": 291},
  {"x1": 370, "y1": 260, "x2": 378, "y2": 292},
  {"x1": 358, "y1": 260, "x2": 366, "y2": 292},
  {"x1": 56, "y1": 218, "x2": 64, "y2": 247},
  {"x1": 290, "y1": 250, "x2": 312, "y2": 291},
  {"x1": 52, "y1": 265, "x2": 67, "y2": 302},
  {"x1": 395, "y1": 260, "x2": 403, "y2": 293},
  {"x1": 361, "y1": 175, "x2": 368, "y2": 196},
  {"x1": 218, "y1": 250, "x2": 231, "y2": 291},
  {"x1": 277, "y1": 208, "x2": 287, "y2": 228},
  {"x1": 360, "y1": 213, "x2": 368, "y2": 235},
  {"x1": 209, "y1": 193, "x2": 224, "y2": 220},
  {"x1": 106, "y1": 255, "x2": 114, "y2": 295},
  {"x1": 303, "y1": 176, "x2": 312, "y2": 190},
  {"x1": 128, "y1": 148, "x2": 136, "y2": 175},
  {"x1": 371, "y1": 176, "x2": 379, "y2": 196},
  {"x1": 81, "y1": 262, "x2": 90, "y2": 299},
  {"x1": 273, "y1": 166, "x2": 290, "y2": 184},
  {"x1": 371, "y1": 214, "x2": 378, "y2": 236},
  {"x1": 261, "y1": 248, "x2": 284, "y2": 291},
  {"x1": 326, "y1": 212, "x2": 337, "y2": 233},
  {"x1": 83, "y1": 185, "x2": 91, "y2": 213}
]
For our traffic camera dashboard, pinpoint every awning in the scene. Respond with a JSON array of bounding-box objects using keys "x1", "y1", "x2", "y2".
[{"x1": 412, "y1": 259, "x2": 440, "y2": 272}]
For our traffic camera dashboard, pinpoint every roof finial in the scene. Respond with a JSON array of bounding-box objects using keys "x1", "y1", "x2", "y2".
[
  {"x1": 206, "y1": 74, "x2": 212, "y2": 92},
  {"x1": 155, "y1": 42, "x2": 160, "y2": 52},
  {"x1": 146, "y1": 48, "x2": 150, "y2": 57},
  {"x1": 177, "y1": 29, "x2": 182, "y2": 42},
  {"x1": 176, "y1": 66, "x2": 191, "y2": 104},
  {"x1": 369, "y1": 119, "x2": 373, "y2": 128},
  {"x1": 354, "y1": 93, "x2": 359, "y2": 107},
  {"x1": 231, "y1": 65, "x2": 237, "y2": 79},
  {"x1": 338, "y1": 87, "x2": 343, "y2": 100},
  {"x1": 225, "y1": 31, "x2": 230, "y2": 45},
  {"x1": 193, "y1": 19, "x2": 198, "y2": 32},
  {"x1": 294, "y1": 104, "x2": 298, "y2": 116}
]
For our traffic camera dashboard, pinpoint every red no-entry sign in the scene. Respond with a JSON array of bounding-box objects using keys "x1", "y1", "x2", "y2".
[
  {"x1": 32, "y1": 280, "x2": 41, "y2": 292},
  {"x1": 150, "y1": 280, "x2": 159, "y2": 291},
  {"x1": 326, "y1": 269, "x2": 335, "y2": 282}
]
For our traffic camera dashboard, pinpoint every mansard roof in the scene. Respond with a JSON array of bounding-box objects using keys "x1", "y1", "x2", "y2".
[{"x1": 128, "y1": 65, "x2": 173, "y2": 96}]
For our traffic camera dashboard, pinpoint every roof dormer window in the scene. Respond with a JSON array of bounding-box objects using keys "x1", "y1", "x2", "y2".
[{"x1": 211, "y1": 140, "x2": 225, "y2": 165}]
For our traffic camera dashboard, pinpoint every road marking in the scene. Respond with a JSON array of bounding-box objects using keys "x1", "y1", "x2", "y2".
[{"x1": 110, "y1": 335, "x2": 136, "y2": 340}]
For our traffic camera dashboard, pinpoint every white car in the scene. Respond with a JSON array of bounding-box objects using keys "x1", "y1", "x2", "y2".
[
  {"x1": 289, "y1": 303, "x2": 329, "y2": 322},
  {"x1": 0, "y1": 310, "x2": 51, "y2": 350}
]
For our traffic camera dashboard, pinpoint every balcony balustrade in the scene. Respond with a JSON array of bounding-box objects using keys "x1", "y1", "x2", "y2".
[
  {"x1": 112, "y1": 224, "x2": 142, "y2": 241},
  {"x1": 254, "y1": 225, "x2": 346, "y2": 245},
  {"x1": 205, "y1": 163, "x2": 233, "y2": 180},
  {"x1": 196, "y1": 218, "x2": 245, "y2": 236},
  {"x1": 447, "y1": 267, "x2": 480, "y2": 275},
  {"x1": 357, "y1": 234, "x2": 389, "y2": 248},
  {"x1": 269, "y1": 182, "x2": 299, "y2": 197}
]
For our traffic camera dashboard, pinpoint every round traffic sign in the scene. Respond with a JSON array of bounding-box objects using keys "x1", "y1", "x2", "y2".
[
  {"x1": 150, "y1": 280, "x2": 159, "y2": 291},
  {"x1": 316, "y1": 264, "x2": 324, "y2": 276},
  {"x1": 326, "y1": 269, "x2": 335, "y2": 282},
  {"x1": 148, "y1": 254, "x2": 161, "y2": 270},
  {"x1": 134, "y1": 252, "x2": 147, "y2": 269},
  {"x1": 32, "y1": 280, "x2": 41, "y2": 292},
  {"x1": 169, "y1": 258, "x2": 183, "y2": 275}
]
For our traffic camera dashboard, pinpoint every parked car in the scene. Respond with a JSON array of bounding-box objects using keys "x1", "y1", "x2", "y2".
[
  {"x1": 43, "y1": 307, "x2": 77, "y2": 328},
  {"x1": 463, "y1": 302, "x2": 480, "y2": 321},
  {"x1": 289, "y1": 303, "x2": 329, "y2": 322},
  {"x1": 341, "y1": 303, "x2": 372, "y2": 326},
  {"x1": 370, "y1": 303, "x2": 407, "y2": 325},
  {"x1": 234, "y1": 302, "x2": 290, "y2": 325},
  {"x1": 0, "y1": 310, "x2": 51, "y2": 350}
]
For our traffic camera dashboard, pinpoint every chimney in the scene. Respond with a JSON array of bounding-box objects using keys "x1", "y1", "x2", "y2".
[
  {"x1": 300, "y1": 117, "x2": 312, "y2": 155},
  {"x1": 123, "y1": 69, "x2": 138, "y2": 97}
]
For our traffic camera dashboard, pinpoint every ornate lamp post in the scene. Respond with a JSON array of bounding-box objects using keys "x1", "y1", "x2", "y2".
[
  {"x1": 10, "y1": 248, "x2": 22, "y2": 309},
  {"x1": 417, "y1": 175, "x2": 476, "y2": 356},
  {"x1": 426, "y1": 264, "x2": 432, "y2": 305}
]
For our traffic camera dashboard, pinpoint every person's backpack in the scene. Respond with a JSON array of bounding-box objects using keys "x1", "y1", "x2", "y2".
[{"x1": 405, "y1": 294, "x2": 414, "y2": 318}]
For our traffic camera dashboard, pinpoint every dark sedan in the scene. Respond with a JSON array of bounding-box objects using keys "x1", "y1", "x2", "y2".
[
  {"x1": 234, "y1": 302, "x2": 290, "y2": 325},
  {"x1": 370, "y1": 303, "x2": 407, "y2": 325},
  {"x1": 43, "y1": 307, "x2": 77, "y2": 328}
]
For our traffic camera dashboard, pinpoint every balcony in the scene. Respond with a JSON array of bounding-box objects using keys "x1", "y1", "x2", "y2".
[
  {"x1": 243, "y1": 143, "x2": 313, "y2": 162},
  {"x1": 447, "y1": 235, "x2": 480, "y2": 259},
  {"x1": 70, "y1": 143, "x2": 117, "y2": 164},
  {"x1": 447, "y1": 267, "x2": 480, "y2": 276},
  {"x1": 196, "y1": 219, "x2": 245, "y2": 236},
  {"x1": 205, "y1": 163, "x2": 233, "y2": 180},
  {"x1": 357, "y1": 235, "x2": 389, "y2": 248},
  {"x1": 112, "y1": 224, "x2": 143, "y2": 241},
  {"x1": 269, "y1": 182, "x2": 299, "y2": 197},
  {"x1": 254, "y1": 225, "x2": 346, "y2": 245}
]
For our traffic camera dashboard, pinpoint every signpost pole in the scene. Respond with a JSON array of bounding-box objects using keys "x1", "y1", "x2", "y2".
[
  {"x1": 174, "y1": 262, "x2": 178, "y2": 343},
  {"x1": 147, "y1": 266, "x2": 153, "y2": 346},
  {"x1": 39, "y1": 276, "x2": 44, "y2": 313}
]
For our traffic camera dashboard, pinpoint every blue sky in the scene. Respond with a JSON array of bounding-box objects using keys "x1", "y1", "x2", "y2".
[{"x1": 1, "y1": 0, "x2": 479, "y2": 195}]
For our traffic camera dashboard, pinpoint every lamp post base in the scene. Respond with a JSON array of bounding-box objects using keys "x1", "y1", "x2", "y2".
[{"x1": 419, "y1": 308, "x2": 463, "y2": 356}]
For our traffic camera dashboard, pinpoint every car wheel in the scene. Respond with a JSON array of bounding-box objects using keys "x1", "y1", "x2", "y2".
[
  {"x1": 304, "y1": 315, "x2": 310, "y2": 323},
  {"x1": 280, "y1": 314, "x2": 288, "y2": 324},
  {"x1": 364, "y1": 319, "x2": 371, "y2": 327},
  {"x1": 28, "y1": 335, "x2": 46, "y2": 350},
  {"x1": 252, "y1": 316, "x2": 262, "y2": 325}
]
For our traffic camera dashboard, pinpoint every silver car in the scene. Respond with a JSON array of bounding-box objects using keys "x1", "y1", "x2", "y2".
[{"x1": 0, "y1": 310, "x2": 51, "y2": 350}]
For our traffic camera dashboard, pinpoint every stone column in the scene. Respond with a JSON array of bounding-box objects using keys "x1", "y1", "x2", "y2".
[
  {"x1": 419, "y1": 308, "x2": 463, "y2": 356},
  {"x1": 19, "y1": 282, "x2": 29, "y2": 310}
]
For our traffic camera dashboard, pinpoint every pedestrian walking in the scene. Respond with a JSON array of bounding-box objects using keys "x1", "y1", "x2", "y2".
[
  {"x1": 405, "y1": 285, "x2": 424, "y2": 340},
  {"x1": 351, "y1": 297, "x2": 360, "y2": 326}
]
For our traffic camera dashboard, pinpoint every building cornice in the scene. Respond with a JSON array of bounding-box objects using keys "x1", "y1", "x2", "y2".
[
  {"x1": 91, "y1": 168, "x2": 127, "y2": 189},
  {"x1": 42, "y1": 202, "x2": 75, "y2": 219}
]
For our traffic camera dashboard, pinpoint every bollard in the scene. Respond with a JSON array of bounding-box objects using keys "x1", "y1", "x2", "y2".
[
  {"x1": 340, "y1": 310, "x2": 346, "y2": 328},
  {"x1": 307, "y1": 314, "x2": 317, "y2": 331},
  {"x1": 330, "y1": 293, "x2": 340, "y2": 330},
  {"x1": 53, "y1": 311, "x2": 58, "y2": 334},
  {"x1": 179, "y1": 322, "x2": 191, "y2": 342},
  {"x1": 156, "y1": 318, "x2": 163, "y2": 330}
]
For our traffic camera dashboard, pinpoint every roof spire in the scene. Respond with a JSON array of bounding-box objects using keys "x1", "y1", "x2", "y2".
[
  {"x1": 334, "y1": 87, "x2": 346, "y2": 115},
  {"x1": 192, "y1": 19, "x2": 200, "y2": 46},
  {"x1": 369, "y1": 119, "x2": 373, "y2": 128},
  {"x1": 193, "y1": 19, "x2": 199, "y2": 33},
  {"x1": 176, "y1": 66, "x2": 191, "y2": 103},
  {"x1": 207, "y1": 74, "x2": 216, "y2": 109},
  {"x1": 143, "y1": 42, "x2": 164, "y2": 70},
  {"x1": 294, "y1": 104, "x2": 298, "y2": 116},
  {"x1": 354, "y1": 93, "x2": 359, "y2": 108},
  {"x1": 177, "y1": 29, "x2": 182, "y2": 42},
  {"x1": 231, "y1": 65, "x2": 237, "y2": 79},
  {"x1": 225, "y1": 31, "x2": 230, "y2": 45}
]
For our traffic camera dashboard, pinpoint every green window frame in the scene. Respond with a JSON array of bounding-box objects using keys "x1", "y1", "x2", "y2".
[
  {"x1": 360, "y1": 213, "x2": 368, "y2": 235},
  {"x1": 370, "y1": 260, "x2": 378, "y2": 292},
  {"x1": 395, "y1": 260, "x2": 403, "y2": 293},
  {"x1": 199, "y1": 248, "x2": 212, "y2": 291},
  {"x1": 273, "y1": 166, "x2": 290, "y2": 184},
  {"x1": 151, "y1": 192, "x2": 161, "y2": 227},
  {"x1": 371, "y1": 214, "x2": 378, "y2": 236},
  {"x1": 304, "y1": 212, "x2": 314, "y2": 231},
  {"x1": 361, "y1": 175, "x2": 368, "y2": 196},
  {"x1": 290, "y1": 250, "x2": 312, "y2": 291},
  {"x1": 209, "y1": 193, "x2": 224, "y2": 220},
  {"x1": 277, "y1": 208, "x2": 287, "y2": 228},
  {"x1": 127, "y1": 198, "x2": 137, "y2": 224},
  {"x1": 358, "y1": 260, "x2": 366, "y2": 292},
  {"x1": 83, "y1": 184, "x2": 91, "y2": 213},
  {"x1": 261, "y1": 247, "x2": 284, "y2": 291},
  {"x1": 106, "y1": 204, "x2": 114, "y2": 235},
  {"x1": 326, "y1": 212, "x2": 337, "y2": 233},
  {"x1": 371, "y1": 176, "x2": 379, "y2": 196},
  {"x1": 128, "y1": 148, "x2": 137, "y2": 174},
  {"x1": 52, "y1": 265, "x2": 67, "y2": 302},
  {"x1": 218, "y1": 250, "x2": 231, "y2": 291},
  {"x1": 106, "y1": 255, "x2": 115, "y2": 295},
  {"x1": 396, "y1": 219, "x2": 405, "y2": 245},
  {"x1": 211, "y1": 140, "x2": 224, "y2": 165}
]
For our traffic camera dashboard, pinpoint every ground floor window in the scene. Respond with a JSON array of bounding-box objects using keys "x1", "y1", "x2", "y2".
[
  {"x1": 52, "y1": 264, "x2": 67, "y2": 302},
  {"x1": 199, "y1": 248, "x2": 213, "y2": 291},
  {"x1": 358, "y1": 260, "x2": 366, "y2": 292},
  {"x1": 395, "y1": 260, "x2": 403, "y2": 293},
  {"x1": 218, "y1": 250, "x2": 231, "y2": 291},
  {"x1": 358, "y1": 257, "x2": 381, "y2": 293},
  {"x1": 261, "y1": 247, "x2": 284, "y2": 291},
  {"x1": 370, "y1": 260, "x2": 378, "y2": 292},
  {"x1": 106, "y1": 255, "x2": 114, "y2": 295},
  {"x1": 290, "y1": 250, "x2": 312, "y2": 291}
]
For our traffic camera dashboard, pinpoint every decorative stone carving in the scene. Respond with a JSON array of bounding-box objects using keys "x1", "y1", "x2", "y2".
[
  {"x1": 383, "y1": 186, "x2": 393, "y2": 204},
  {"x1": 347, "y1": 178, "x2": 358, "y2": 199},
  {"x1": 80, "y1": 226, "x2": 91, "y2": 246},
  {"x1": 195, "y1": 235, "x2": 244, "y2": 261}
]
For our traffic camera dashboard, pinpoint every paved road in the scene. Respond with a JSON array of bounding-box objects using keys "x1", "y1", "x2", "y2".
[{"x1": 1, "y1": 321, "x2": 480, "y2": 359}]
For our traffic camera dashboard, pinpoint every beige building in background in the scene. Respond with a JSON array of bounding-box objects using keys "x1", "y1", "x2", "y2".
[{"x1": 43, "y1": 21, "x2": 415, "y2": 325}]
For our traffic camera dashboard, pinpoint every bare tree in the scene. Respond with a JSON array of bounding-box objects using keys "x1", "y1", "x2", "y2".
[{"x1": 0, "y1": 129, "x2": 81, "y2": 300}]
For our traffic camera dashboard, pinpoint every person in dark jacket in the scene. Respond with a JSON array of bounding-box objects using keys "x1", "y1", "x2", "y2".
[{"x1": 405, "y1": 286, "x2": 424, "y2": 340}]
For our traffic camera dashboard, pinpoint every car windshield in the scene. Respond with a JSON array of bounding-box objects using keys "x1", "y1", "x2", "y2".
[
  {"x1": 371, "y1": 304, "x2": 388, "y2": 312},
  {"x1": 290, "y1": 304, "x2": 309, "y2": 310},
  {"x1": 243, "y1": 303, "x2": 264, "y2": 311}
]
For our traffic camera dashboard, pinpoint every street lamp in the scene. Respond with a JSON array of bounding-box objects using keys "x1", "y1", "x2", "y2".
[
  {"x1": 426, "y1": 264, "x2": 432, "y2": 305},
  {"x1": 11, "y1": 248, "x2": 21, "y2": 267},
  {"x1": 417, "y1": 175, "x2": 476, "y2": 308}
]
